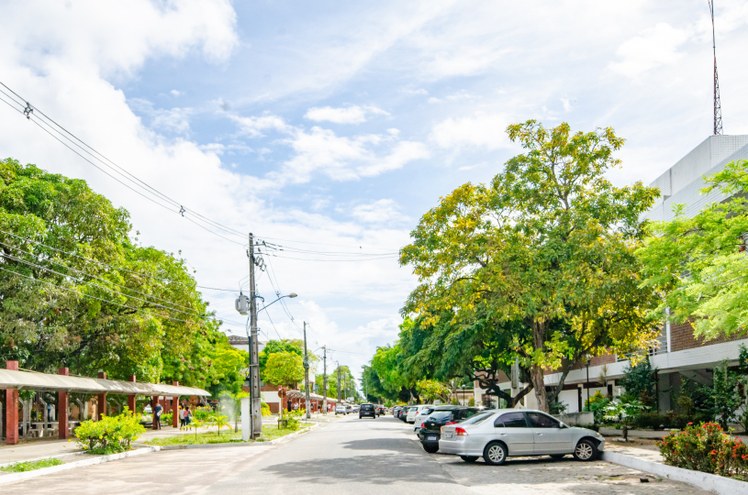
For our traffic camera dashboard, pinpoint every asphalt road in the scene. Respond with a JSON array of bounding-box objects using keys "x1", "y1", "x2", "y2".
[{"x1": 9, "y1": 415, "x2": 710, "y2": 495}]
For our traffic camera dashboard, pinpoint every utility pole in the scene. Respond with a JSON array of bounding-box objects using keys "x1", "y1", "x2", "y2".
[
  {"x1": 336, "y1": 361, "x2": 341, "y2": 403},
  {"x1": 322, "y1": 346, "x2": 328, "y2": 414},
  {"x1": 247, "y1": 233, "x2": 261, "y2": 439},
  {"x1": 303, "y1": 321, "x2": 311, "y2": 419}
]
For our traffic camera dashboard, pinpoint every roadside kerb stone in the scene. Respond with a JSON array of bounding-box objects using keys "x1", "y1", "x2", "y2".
[
  {"x1": 603, "y1": 450, "x2": 748, "y2": 495},
  {"x1": 0, "y1": 446, "x2": 160, "y2": 486}
]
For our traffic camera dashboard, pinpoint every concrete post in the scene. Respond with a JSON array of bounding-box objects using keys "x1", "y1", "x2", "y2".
[
  {"x1": 58, "y1": 367, "x2": 69, "y2": 440},
  {"x1": 97, "y1": 371, "x2": 107, "y2": 420},
  {"x1": 4, "y1": 361, "x2": 19, "y2": 445}
]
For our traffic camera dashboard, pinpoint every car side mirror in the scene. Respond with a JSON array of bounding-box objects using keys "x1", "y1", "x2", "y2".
[{"x1": 559, "y1": 423, "x2": 568, "y2": 429}]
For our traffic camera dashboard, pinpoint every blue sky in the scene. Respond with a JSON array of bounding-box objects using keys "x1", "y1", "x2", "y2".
[{"x1": 1, "y1": 0, "x2": 747, "y2": 385}]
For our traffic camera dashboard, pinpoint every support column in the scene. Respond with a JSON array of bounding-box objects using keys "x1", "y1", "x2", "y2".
[
  {"x1": 127, "y1": 375, "x2": 137, "y2": 414},
  {"x1": 172, "y1": 382, "x2": 179, "y2": 429},
  {"x1": 58, "y1": 367, "x2": 69, "y2": 440},
  {"x1": 4, "y1": 361, "x2": 19, "y2": 445},
  {"x1": 97, "y1": 371, "x2": 107, "y2": 420}
]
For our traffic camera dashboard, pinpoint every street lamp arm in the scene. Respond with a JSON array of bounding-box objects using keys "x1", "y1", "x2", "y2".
[{"x1": 257, "y1": 293, "x2": 298, "y2": 313}]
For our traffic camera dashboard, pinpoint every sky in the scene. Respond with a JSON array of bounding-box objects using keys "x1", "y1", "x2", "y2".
[{"x1": 1, "y1": 0, "x2": 747, "y2": 388}]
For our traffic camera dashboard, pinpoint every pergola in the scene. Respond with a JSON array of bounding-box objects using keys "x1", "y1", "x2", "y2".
[{"x1": 1, "y1": 360, "x2": 210, "y2": 445}]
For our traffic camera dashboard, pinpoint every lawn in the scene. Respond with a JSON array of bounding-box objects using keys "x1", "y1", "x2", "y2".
[
  {"x1": 145, "y1": 423, "x2": 311, "y2": 447},
  {"x1": 1, "y1": 458, "x2": 63, "y2": 473}
]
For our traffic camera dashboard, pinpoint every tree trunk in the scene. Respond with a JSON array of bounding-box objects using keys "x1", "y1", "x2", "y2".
[{"x1": 531, "y1": 320, "x2": 549, "y2": 412}]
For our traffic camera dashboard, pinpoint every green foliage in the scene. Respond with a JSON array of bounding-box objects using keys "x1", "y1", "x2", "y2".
[
  {"x1": 399, "y1": 121, "x2": 660, "y2": 411},
  {"x1": 415, "y1": 379, "x2": 450, "y2": 403},
  {"x1": 0, "y1": 458, "x2": 63, "y2": 472},
  {"x1": 161, "y1": 412, "x2": 173, "y2": 426},
  {"x1": 585, "y1": 391, "x2": 610, "y2": 425},
  {"x1": 639, "y1": 159, "x2": 748, "y2": 340},
  {"x1": 619, "y1": 359, "x2": 657, "y2": 408},
  {"x1": 281, "y1": 409, "x2": 303, "y2": 431},
  {"x1": 603, "y1": 397, "x2": 649, "y2": 425},
  {"x1": 261, "y1": 401, "x2": 271, "y2": 417},
  {"x1": 0, "y1": 158, "x2": 244, "y2": 394},
  {"x1": 74, "y1": 410, "x2": 145, "y2": 454},
  {"x1": 659, "y1": 422, "x2": 748, "y2": 479},
  {"x1": 262, "y1": 351, "x2": 304, "y2": 387},
  {"x1": 259, "y1": 339, "x2": 303, "y2": 371}
]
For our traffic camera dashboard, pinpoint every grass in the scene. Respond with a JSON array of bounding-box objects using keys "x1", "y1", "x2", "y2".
[
  {"x1": 0, "y1": 458, "x2": 63, "y2": 473},
  {"x1": 144, "y1": 423, "x2": 311, "y2": 447}
]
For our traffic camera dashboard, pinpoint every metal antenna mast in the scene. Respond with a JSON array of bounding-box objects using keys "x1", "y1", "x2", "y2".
[{"x1": 708, "y1": 0, "x2": 723, "y2": 135}]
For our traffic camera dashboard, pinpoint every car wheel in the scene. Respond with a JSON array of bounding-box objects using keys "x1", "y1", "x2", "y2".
[
  {"x1": 423, "y1": 443, "x2": 439, "y2": 454},
  {"x1": 483, "y1": 441, "x2": 508, "y2": 465},
  {"x1": 460, "y1": 455, "x2": 478, "y2": 463},
  {"x1": 359, "y1": 415, "x2": 362, "y2": 419},
  {"x1": 550, "y1": 454, "x2": 565, "y2": 460},
  {"x1": 573, "y1": 439, "x2": 598, "y2": 461}
]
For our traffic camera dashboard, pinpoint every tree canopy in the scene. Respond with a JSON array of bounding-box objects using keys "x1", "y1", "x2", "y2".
[
  {"x1": 638, "y1": 159, "x2": 748, "y2": 339},
  {"x1": 0, "y1": 157, "x2": 243, "y2": 393},
  {"x1": 399, "y1": 121, "x2": 660, "y2": 411}
]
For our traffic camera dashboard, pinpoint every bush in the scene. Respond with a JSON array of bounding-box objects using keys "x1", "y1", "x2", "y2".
[
  {"x1": 161, "y1": 412, "x2": 172, "y2": 425},
  {"x1": 74, "y1": 410, "x2": 146, "y2": 455},
  {"x1": 658, "y1": 422, "x2": 748, "y2": 479},
  {"x1": 585, "y1": 391, "x2": 610, "y2": 425},
  {"x1": 261, "y1": 401, "x2": 271, "y2": 417}
]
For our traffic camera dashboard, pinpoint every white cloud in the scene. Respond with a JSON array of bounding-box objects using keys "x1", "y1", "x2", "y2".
[
  {"x1": 609, "y1": 23, "x2": 689, "y2": 78},
  {"x1": 349, "y1": 199, "x2": 408, "y2": 225},
  {"x1": 431, "y1": 112, "x2": 509, "y2": 151},
  {"x1": 277, "y1": 127, "x2": 428, "y2": 184},
  {"x1": 304, "y1": 105, "x2": 388, "y2": 124},
  {"x1": 230, "y1": 113, "x2": 291, "y2": 137}
]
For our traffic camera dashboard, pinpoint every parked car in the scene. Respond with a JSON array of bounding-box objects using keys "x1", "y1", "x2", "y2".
[
  {"x1": 412, "y1": 406, "x2": 437, "y2": 433},
  {"x1": 359, "y1": 403, "x2": 376, "y2": 419},
  {"x1": 397, "y1": 406, "x2": 410, "y2": 421},
  {"x1": 393, "y1": 406, "x2": 402, "y2": 418},
  {"x1": 439, "y1": 409, "x2": 605, "y2": 465},
  {"x1": 402, "y1": 405, "x2": 417, "y2": 422},
  {"x1": 406, "y1": 404, "x2": 431, "y2": 424},
  {"x1": 335, "y1": 404, "x2": 347, "y2": 415},
  {"x1": 417, "y1": 406, "x2": 481, "y2": 453}
]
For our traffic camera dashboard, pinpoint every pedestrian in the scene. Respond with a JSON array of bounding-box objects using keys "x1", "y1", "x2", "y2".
[
  {"x1": 153, "y1": 400, "x2": 163, "y2": 430},
  {"x1": 185, "y1": 406, "x2": 192, "y2": 427},
  {"x1": 180, "y1": 406, "x2": 188, "y2": 429}
]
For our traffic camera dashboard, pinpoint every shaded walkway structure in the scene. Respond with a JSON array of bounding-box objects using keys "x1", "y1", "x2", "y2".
[{"x1": 0, "y1": 360, "x2": 209, "y2": 445}]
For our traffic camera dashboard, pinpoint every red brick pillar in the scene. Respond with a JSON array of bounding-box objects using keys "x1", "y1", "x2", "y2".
[
  {"x1": 58, "y1": 367, "x2": 69, "y2": 440},
  {"x1": 96, "y1": 371, "x2": 107, "y2": 420},
  {"x1": 172, "y1": 382, "x2": 179, "y2": 429},
  {"x1": 127, "y1": 375, "x2": 137, "y2": 414},
  {"x1": 4, "y1": 361, "x2": 19, "y2": 445}
]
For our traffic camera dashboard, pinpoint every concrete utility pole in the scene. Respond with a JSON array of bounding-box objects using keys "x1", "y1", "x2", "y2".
[
  {"x1": 322, "y1": 346, "x2": 328, "y2": 414},
  {"x1": 248, "y1": 233, "x2": 261, "y2": 439},
  {"x1": 303, "y1": 321, "x2": 311, "y2": 419},
  {"x1": 336, "y1": 362, "x2": 341, "y2": 403}
]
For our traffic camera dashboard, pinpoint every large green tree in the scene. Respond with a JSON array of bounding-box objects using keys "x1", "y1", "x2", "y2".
[
  {"x1": 401, "y1": 121, "x2": 660, "y2": 411},
  {"x1": 0, "y1": 157, "x2": 241, "y2": 392},
  {"x1": 638, "y1": 159, "x2": 748, "y2": 339},
  {"x1": 262, "y1": 351, "x2": 304, "y2": 388}
]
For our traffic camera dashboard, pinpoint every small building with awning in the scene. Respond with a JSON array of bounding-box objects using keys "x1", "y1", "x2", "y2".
[{"x1": 1, "y1": 360, "x2": 210, "y2": 445}]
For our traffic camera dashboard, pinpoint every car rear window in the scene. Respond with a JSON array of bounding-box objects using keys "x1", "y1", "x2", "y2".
[
  {"x1": 428, "y1": 411, "x2": 452, "y2": 421},
  {"x1": 459, "y1": 411, "x2": 493, "y2": 425}
]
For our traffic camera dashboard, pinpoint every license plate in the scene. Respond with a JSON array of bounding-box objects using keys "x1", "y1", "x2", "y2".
[
  {"x1": 427, "y1": 435, "x2": 437, "y2": 441},
  {"x1": 444, "y1": 432, "x2": 453, "y2": 439}
]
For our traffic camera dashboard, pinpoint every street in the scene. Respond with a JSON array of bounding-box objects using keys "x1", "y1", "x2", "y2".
[{"x1": 9, "y1": 415, "x2": 710, "y2": 495}]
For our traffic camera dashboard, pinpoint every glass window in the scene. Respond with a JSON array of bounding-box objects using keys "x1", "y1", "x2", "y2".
[
  {"x1": 460, "y1": 411, "x2": 493, "y2": 425},
  {"x1": 495, "y1": 412, "x2": 528, "y2": 428},
  {"x1": 527, "y1": 412, "x2": 560, "y2": 428}
]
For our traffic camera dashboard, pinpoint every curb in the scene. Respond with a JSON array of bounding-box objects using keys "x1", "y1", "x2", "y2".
[
  {"x1": 602, "y1": 450, "x2": 748, "y2": 494},
  {"x1": 0, "y1": 446, "x2": 160, "y2": 486}
]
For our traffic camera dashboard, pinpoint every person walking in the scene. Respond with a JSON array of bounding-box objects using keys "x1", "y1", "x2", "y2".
[{"x1": 153, "y1": 400, "x2": 163, "y2": 430}]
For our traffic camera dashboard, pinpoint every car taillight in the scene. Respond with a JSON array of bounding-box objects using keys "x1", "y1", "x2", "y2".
[
  {"x1": 420, "y1": 422, "x2": 425, "y2": 428},
  {"x1": 455, "y1": 427, "x2": 467, "y2": 436}
]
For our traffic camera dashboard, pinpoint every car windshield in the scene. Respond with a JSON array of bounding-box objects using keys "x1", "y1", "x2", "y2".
[
  {"x1": 428, "y1": 411, "x2": 452, "y2": 420},
  {"x1": 459, "y1": 411, "x2": 493, "y2": 425}
]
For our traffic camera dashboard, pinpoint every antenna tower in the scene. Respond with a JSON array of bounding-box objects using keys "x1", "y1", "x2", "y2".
[{"x1": 708, "y1": 0, "x2": 723, "y2": 135}]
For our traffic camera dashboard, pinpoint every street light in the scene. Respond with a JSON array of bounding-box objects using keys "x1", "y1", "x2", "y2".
[{"x1": 236, "y1": 291, "x2": 297, "y2": 439}]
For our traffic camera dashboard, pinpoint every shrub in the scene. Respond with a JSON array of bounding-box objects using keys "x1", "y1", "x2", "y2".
[
  {"x1": 658, "y1": 422, "x2": 748, "y2": 479},
  {"x1": 161, "y1": 412, "x2": 173, "y2": 425},
  {"x1": 585, "y1": 391, "x2": 610, "y2": 425},
  {"x1": 261, "y1": 401, "x2": 271, "y2": 417},
  {"x1": 74, "y1": 410, "x2": 146, "y2": 455}
]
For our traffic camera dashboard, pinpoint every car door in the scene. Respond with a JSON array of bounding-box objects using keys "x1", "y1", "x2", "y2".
[
  {"x1": 526, "y1": 411, "x2": 574, "y2": 454},
  {"x1": 493, "y1": 411, "x2": 534, "y2": 455}
]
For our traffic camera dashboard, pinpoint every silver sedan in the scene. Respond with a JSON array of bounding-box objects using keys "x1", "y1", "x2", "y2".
[{"x1": 439, "y1": 409, "x2": 605, "y2": 465}]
